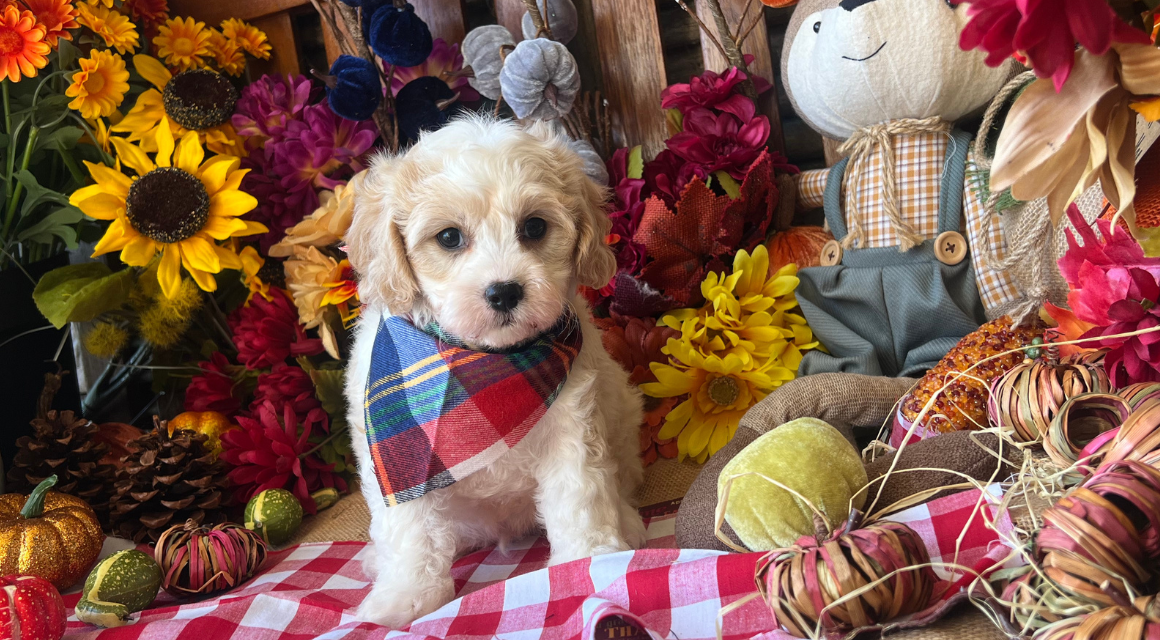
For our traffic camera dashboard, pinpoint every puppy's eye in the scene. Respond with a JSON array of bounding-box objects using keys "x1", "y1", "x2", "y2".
[
  {"x1": 813, "y1": 21, "x2": 821, "y2": 33},
  {"x1": 436, "y1": 228, "x2": 464, "y2": 249},
  {"x1": 522, "y1": 217, "x2": 547, "y2": 240}
]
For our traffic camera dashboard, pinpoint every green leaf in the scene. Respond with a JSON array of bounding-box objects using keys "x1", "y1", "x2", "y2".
[
  {"x1": 627, "y1": 146, "x2": 644, "y2": 181},
  {"x1": 16, "y1": 170, "x2": 72, "y2": 218},
  {"x1": 33, "y1": 263, "x2": 134, "y2": 328},
  {"x1": 714, "y1": 171, "x2": 741, "y2": 199},
  {"x1": 36, "y1": 127, "x2": 83, "y2": 155},
  {"x1": 309, "y1": 367, "x2": 348, "y2": 422},
  {"x1": 56, "y1": 39, "x2": 79, "y2": 71},
  {"x1": 17, "y1": 206, "x2": 83, "y2": 249}
]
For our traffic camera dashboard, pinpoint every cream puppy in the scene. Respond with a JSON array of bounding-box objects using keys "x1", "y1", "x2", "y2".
[{"x1": 345, "y1": 115, "x2": 646, "y2": 628}]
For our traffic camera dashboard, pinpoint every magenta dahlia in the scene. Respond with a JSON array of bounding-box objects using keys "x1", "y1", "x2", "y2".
[
  {"x1": 232, "y1": 74, "x2": 316, "y2": 144},
  {"x1": 665, "y1": 102, "x2": 770, "y2": 180},
  {"x1": 643, "y1": 149, "x2": 708, "y2": 207},
  {"x1": 219, "y1": 400, "x2": 347, "y2": 514},
  {"x1": 269, "y1": 102, "x2": 378, "y2": 192},
  {"x1": 661, "y1": 66, "x2": 753, "y2": 119},
  {"x1": 185, "y1": 352, "x2": 247, "y2": 415},
  {"x1": 251, "y1": 363, "x2": 321, "y2": 416},
  {"x1": 390, "y1": 38, "x2": 479, "y2": 102},
  {"x1": 960, "y1": 0, "x2": 1150, "y2": 91},
  {"x1": 229, "y1": 290, "x2": 324, "y2": 369}
]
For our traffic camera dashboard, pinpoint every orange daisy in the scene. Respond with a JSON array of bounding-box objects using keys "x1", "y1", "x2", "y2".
[
  {"x1": 220, "y1": 18, "x2": 269, "y2": 60},
  {"x1": 21, "y1": 0, "x2": 77, "y2": 47},
  {"x1": 0, "y1": 6, "x2": 47, "y2": 82},
  {"x1": 153, "y1": 16, "x2": 210, "y2": 71},
  {"x1": 207, "y1": 27, "x2": 244, "y2": 76}
]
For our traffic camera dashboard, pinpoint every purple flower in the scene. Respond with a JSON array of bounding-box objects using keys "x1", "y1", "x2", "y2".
[
  {"x1": 241, "y1": 148, "x2": 320, "y2": 251},
  {"x1": 269, "y1": 102, "x2": 379, "y2": 192},
  {"x1": 232, "y1": 74, "x2": 316, "y2": 145}
]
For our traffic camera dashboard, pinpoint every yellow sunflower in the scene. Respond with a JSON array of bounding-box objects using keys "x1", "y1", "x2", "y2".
[
  {"x1": 220, "y1": 18, "x2": 270, "y2": 60},
  {"x1": 153, "y1": 16, "x2": 210, "y2": 71},
  {"x1": 66, "y1": 49, "x2": 129, "y2": 119},
  {"x1": 641, "y1": 245, "x2": 819, "y2": 463},
  {"x1": 207, "y1": 28, "x2": 245, "y2": 77},
  {"x1": 75, "y1": 3, "x2": 138, "y2": 54},
  {"x1": 69, "y1": 119, "x2": 267, "y2": 299},
  {"x1": 111, "y1": 54, "x2": 242, "y2": 156}
]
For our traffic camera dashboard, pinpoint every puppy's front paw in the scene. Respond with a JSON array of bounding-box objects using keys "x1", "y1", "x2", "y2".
[
  {"x1": 358, "y1": 579, "x2": 455, "y2": 629},
  {"x1": 619, "y1": 503, "x2": 647, "y2": 550}
]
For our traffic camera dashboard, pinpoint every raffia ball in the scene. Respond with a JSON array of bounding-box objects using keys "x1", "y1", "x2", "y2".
[
  {"x1": 718, "y1": 418, "x2": 867, "y2": 551},
  {"x1": 521, "y1": 0, "x2": 579, "y2": 44},
  {"x1": 155, "y1": 520, "x2": 268, "y2": 597},
  {"x1": 757, "y1": 520, "x2": 937, "y2": 637},
  {"x1": 499, "y1": 38, "x2": 580, "y2": 120},
  {"x1": 462, "y1": 25, "x2": 515, "y2": 101}
]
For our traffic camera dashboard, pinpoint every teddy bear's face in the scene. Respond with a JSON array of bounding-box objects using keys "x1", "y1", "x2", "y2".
[{"x1": 783, "y1": 0, "x2": 1016, "y2": 141}]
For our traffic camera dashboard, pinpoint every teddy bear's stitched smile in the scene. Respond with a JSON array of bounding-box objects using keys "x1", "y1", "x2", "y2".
[{"x1": 843, "y1": 41, "x2": 888, "y2": 62}]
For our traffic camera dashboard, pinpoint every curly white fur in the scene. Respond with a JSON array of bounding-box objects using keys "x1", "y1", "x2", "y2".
[{"x1": 344, "y1": 116, "x2": 645, "y2": 628}]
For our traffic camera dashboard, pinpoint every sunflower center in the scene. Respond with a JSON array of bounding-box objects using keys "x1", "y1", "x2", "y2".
[
  {"x1": 173, "y1": 37, "x2": 194, "y2": 56},
  {"x1": 125, "y1": 167, "x2": 210, "y2": 244},
  {"x1": 84, "y1": 72, "x2": 106, "y2": 95},
  {"x1": 163, "y1": 69, "x2": 239, "y2": 131},
  {"x1": 257, "y1": 258, "x2": 286, "y2": 289},
  {"x1": 0, "y1": 28, "x2": 22, "y2": 56},
  {"x1": 707, "y1": 376, "x2": 740, "y2": 407}
]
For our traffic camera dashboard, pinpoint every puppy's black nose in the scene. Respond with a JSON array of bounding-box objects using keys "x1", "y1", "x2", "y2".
[{"x1": 485, "y1": 281, "x2": 524, "y2": 313}]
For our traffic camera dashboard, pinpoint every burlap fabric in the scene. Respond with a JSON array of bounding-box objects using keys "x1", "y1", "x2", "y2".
[{"x1": 675, "y1": 373, "x2": 917, "y2": 551}]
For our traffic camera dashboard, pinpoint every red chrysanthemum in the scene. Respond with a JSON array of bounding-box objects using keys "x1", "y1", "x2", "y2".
[
  {"x1": 123, "y1": 0, "x2": 168, "y2": 26},
  {"x1": 665, "y1": 102, "x2": 770, "y2": 180},
  {"x1": 229, "y1": 289, "x2": 324, "y2": 369},
  {"x1": 251, "y1": 363, "x2": 322, "y2": 416},
  {"x1": 661, "y1": 66, "x2": 753, "y2": 119},
  {"x1": 960, "y1": 0, "x2": 1150, "y2": 91},
  {"x1": 185, "y1": 352, "x2": 246, "y2": 415},
  {"x1": 219, "y1": 400, "x2": 347, "y2": 514}
]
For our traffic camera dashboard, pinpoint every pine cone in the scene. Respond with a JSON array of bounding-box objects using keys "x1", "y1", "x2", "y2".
[
  {"x1": 108, "y1": 423, "x2": 231, "y2": 543},
  {"x1": 902, "y1": 316, "x2": 1045, "y2": 434},
  {"x1": 7, "y1": 410, "x2": 118, "y2": 527}
]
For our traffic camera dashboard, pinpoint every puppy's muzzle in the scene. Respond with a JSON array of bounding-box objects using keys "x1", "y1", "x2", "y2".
[{"x1": 485, "y1": 281, "x2": 524, "y2": 313}]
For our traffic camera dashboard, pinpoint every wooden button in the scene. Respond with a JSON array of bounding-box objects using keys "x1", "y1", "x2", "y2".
[
  {"x1": 935, "y1": 231, "x2": 968, "y2": 266},
  {"x1": 819, "y1": 240, "x2": 843, "y2": 266}
]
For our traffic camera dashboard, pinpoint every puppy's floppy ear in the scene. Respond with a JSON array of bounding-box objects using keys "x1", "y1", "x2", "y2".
[
  {"x1": 347, "y1": 153, "x2": 420, "y2": 313},
  {"x1": 572, "y1": 169, "x2": 617, "y2": 289}
]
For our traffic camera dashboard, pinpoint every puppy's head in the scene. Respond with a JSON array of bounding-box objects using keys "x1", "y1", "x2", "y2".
[{"x1": 349, "y1": 116, "x2": 615, "y2": 350}]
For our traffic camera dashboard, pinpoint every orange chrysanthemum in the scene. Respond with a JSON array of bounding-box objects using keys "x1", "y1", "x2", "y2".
[
  {"x1": 76, "y1": 3, "x2": 138, "y2": 54},
  {"x1": 207, "y1": 27, "x2": 244, "y2": 76},
  {"x1": 153, "y1": 16, "x2": 210, "y2": 71},
  {"x1": 0, "y1": 6, "x2": 48, "y2": 82},
  {"x1": 220, "y1": 18, "x2": 269, "y2": 60},
  {"x1": 22, "y1": 0, "x2": 77, "y2": 47},
  {"x1": 123, "y1": 0, "x2": 166, "y2": 26}
]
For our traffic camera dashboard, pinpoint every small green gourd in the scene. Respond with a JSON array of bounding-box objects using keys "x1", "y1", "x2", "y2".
[
  {"x1": 244, "y1": 488, "x2": 304, "y2": 546},
  {"x1": 74, "y1": 549, "x2": 162, "y2": 628}
]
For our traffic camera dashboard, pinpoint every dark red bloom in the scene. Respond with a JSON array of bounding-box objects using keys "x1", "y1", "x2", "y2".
[
  {"x1": 1082, "y1": 268, "x2": 1160, "y2": 387},
  {"x1": 662, "y1": 66, "x2": 753, "y2": 119},
  {"x1": 185, "y1": 352, "x2": 246, "y2": 416},
  {"x1": 230, "y1": 290, "x2": 324, "y2": 369},
  {"x1": 644, "y1": 149, "x2": 708, "y2": 207},
  {"x1": 665, "y1": 102, "x2": 770, "y2": 180},
  {"x1": 960, "y1": 0, "x2": 1149, "y2": 91},
  {"x1": 251, "y1": 364, "x2": 322, "y2": 417},
  {"x1": 219, "y1": 400, "x2": 347, "y2": 514}
]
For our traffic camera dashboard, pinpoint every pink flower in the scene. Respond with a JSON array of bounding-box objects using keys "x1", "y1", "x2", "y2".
[
  {"x1": 960, "y1": 0, "x2": 1149, "y2": 91},
  {"x1": 232, "y1": 74, "x2": 316, "y2": 144},
  {"x1": 219, "y1": 400, "x2": 347, "y2": 514},
  {"x1": 661, "y1": 66, "x2": 753, "y2": 119},
  {"x1": 241, "y1": 148, "x2": 320, "y2": 251},
  {"x1": 1083, "y1": 268, "x2": 1160, "y2": 387},
  {"x1": 665, "y1": 102, "x2": 770, "y2": 180},
  {"x1": 269, "y1": 102, "x2": 378, "y2": 192},
  {"x1": 252, "y1": 364, "x2": 321, "y2": 416},
  {"x1": 230, "y1": 290, "x2": 324, "y2": 369},
  {"x1": 390, "y1": 38, "x2": 479, "y2": 102},
  {"x1": 185, "y1": 352, "x2": 246, "y2": 416}
]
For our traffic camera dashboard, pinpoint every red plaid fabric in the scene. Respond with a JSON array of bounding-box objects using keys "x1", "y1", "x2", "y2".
[{"x1": 62, "y1": 491, "x2": 1017, "y2": 640}]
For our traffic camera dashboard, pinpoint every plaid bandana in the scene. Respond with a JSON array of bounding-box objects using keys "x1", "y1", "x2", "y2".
[{"x1": 363, "y1": 313, "x2": 583, "y2": 506}]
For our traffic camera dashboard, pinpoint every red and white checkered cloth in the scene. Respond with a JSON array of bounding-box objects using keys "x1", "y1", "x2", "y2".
[{"x1": 62, "y1": 490, "x2": 1018, "y2": 640}]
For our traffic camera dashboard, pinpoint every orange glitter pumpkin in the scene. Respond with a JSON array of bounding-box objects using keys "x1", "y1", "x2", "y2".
[{"x1": 0, "y1": 475, "x2": 105, "y2": 590}]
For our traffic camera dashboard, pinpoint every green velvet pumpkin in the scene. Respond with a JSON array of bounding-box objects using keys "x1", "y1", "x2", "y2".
[{"x1": 717, "y1": 418, "x2": 867, "y2": 551}]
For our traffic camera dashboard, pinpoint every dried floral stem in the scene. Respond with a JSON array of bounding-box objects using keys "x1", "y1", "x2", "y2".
[
  {"x1": 732, "y1": 0, "x2": 756, "y2": 41},
  {"x1": 522, "y1": 0, "x2": 553, "y2": 40},
  {"x1": 674, "y1": 0, "x2": 728, "y2": 63},
  {"x1": 674, "y1": 0, "x2": 757, "y2": 101},
  {"x1": 738, "y1": 8, "x2": 764, "y2": 49}
]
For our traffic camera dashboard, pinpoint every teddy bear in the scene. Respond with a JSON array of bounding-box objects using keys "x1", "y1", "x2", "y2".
[{"x1": 782, "y1": 0, "x2": 1021, "y2": 378}]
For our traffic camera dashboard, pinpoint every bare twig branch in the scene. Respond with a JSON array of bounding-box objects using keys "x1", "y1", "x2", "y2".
[
  {"x1": 738, "y1": 7, "x2": 764, "y2": 49},
  {"x1": 732, "y1": 0, "x2": 756, "y2": 42},
  {"x1": 521, "y1": 0, "x2": 553, "y2": 40},
  {"x1": 673, "y1": 0, "x2": 728, "y2": 63}
]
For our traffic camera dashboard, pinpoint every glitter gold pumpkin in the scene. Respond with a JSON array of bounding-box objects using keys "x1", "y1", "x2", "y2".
[{"x1": 0, "y1": 475, "x2": 105, "y2": 590}]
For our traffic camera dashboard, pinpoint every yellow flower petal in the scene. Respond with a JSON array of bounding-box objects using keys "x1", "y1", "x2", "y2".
[
  {"x1": 215, "y1": 243, "x2": 243, "y2": 270},
  {"x1": 84, "y1": 160, "x2": 132, "y2": 194},
  {"x1": 187, "y1": 265, "x2": 218, "y2": 292},
  {"x1": 173, "y1": 130, "x2": 204, "y2": 175},
  {"x1": 120, "y1": 235, "x2": 157, "y2": 265},
  {"x1": 180, "y1": 235, "x2": 221, "y2": 273},
  {"x1": 1131, "y1": 97, "x2": 1160, "y2": 122},
  {"x1": 133, "y1": 55, "x2": 172, "y2": 90},
  {"x1": 72, "y1": 190, "x2": 123, "y2": 220},
  {"x1": 155, "y1": 117, "x2": 174, "y2": 167},
  {"x1": 201, "y1": 215, "x2": 248, "y2": 240},
  {"x1": 237, "y1": 220, "x2": 269, "y2": 236},
  {"x1": 91, "y1": 217, "x2": 132, "y2": 256},
  {"x1": 158, "y1": 244, "x2": 182, "y2": 298},
  {"x1": 110, "y1": 136, "x2": 154, "y2": 176},
  {"x1": 198, "y1": 155, "x2": 239, "y2": 194},
  {"x1": 209, "y1": 189, "x2": 258, "y2": 217}
]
